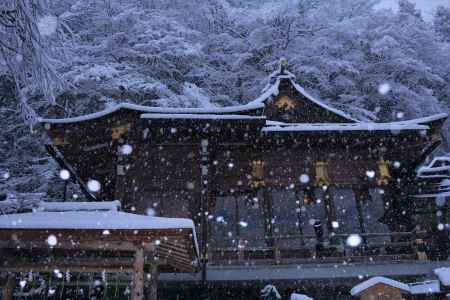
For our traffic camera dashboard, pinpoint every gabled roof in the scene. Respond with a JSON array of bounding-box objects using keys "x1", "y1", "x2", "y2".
[
  {"x1": 246, "y1": 68, "x2": 359, "y2": 123},
  {"x1": 351, "y1": 277, "x2": 410, "y2": 296}
]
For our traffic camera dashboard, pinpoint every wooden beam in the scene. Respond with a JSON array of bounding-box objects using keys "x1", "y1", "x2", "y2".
[{"x1": 132, "y1": 248, "x2": 145, "y2": 300}]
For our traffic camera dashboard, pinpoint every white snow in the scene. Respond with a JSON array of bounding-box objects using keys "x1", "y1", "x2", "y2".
[
  {"x1": 409, "y1": 281, "x2": 440, "y2": 295},
  {"x1": 39, "y1": 103, "x2": 265, "y2": 124},
  {"x1": 395, "y1": 113, "x2": 448, "y2": 125},
  {"x1": 37, "y1": 200, "x2": 121, "y2": 212},
  {"x1": 246, "y1": 73, "x2": 359, "y2": 123},
  {"x1": 346, "y1": 234, "x2": 363, "y2": 247},
  {"x1": 261, "y1": 284, "x2": 281, "y2": 299},
  {"x1": 378, "y1": 83, "x2": 391, "y2": 95},
  {"x1": 434, "y1": 268, "x2": 450, "y2": 286},
  {"x1": 37, "y1": 15, "x2": 58, "y2": 36},
  {"x1": 141, "y1": 113, "x2": 265, "y2": 120},
  {"x1": 262, "y1": 122, "x2": 428, "y2": 132},
  {"x1": 351, "y1": 277, "x2": 410, "y2": 296},
  {"x1": 290, "y1": 293, "x2": 313, "y2": 300},
  {"x1": 0, "y1": 210, "x2": 195, "y2": 231}
]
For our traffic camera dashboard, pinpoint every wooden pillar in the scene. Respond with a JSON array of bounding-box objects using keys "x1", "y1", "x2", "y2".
[
  {"x1": 295, "y1": 189, "x2": 308, "y2": 246},
  {"x1": 323, "y1": 187, "x2": 337, "y2": 236},
  {"x1": 353, "y1": 188, "x2": 368, "y2": 235},
  {"x1": 145, "y1": 264, "x2": 159, "y2": 300},
  {"x1": 200, "y1": 138, "x2": 209, "y2": 282},
  {"x1": 132, "y1": 248, "x2": 145, "y2": 300},
  {"x1": 2, "y1": 274, "x2": 15, "y2": 300}
]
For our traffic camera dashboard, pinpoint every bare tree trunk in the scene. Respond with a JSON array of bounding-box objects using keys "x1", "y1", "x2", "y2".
[
  {"x1": 2, "y1": 274, "x2": 15, "y2": 300},
  {"x1": 132, "y1": 248, "x2": 145, "y2": 300}
]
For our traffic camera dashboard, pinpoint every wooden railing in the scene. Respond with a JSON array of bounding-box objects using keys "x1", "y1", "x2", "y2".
[{"x1": 208, "y1": 232, "x2": 430, "y2": 265}]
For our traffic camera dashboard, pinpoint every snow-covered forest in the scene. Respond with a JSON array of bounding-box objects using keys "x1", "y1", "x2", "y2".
[{"x1": 1, "y1": 0, "x2": 450, "y2": 201}]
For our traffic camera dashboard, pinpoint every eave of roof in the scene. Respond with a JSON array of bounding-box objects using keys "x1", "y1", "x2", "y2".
[{"x1": 39, "y1": 102, "x2": 265, "y2": 124}]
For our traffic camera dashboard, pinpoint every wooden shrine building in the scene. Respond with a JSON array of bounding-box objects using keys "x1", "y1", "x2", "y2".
[{"x1": 37, "y1": 61, "x2": 450, "y2": 297}]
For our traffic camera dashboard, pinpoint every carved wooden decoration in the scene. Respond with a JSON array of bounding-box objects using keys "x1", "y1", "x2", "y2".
[
  {"x1": 274, "y1": 95, "x2": 296, "y2": 110},
  {"x1": 111, "y1": 123, "x2": 131, "y2": 140},
  {"x1": 377, "y1": 160, "x2": 391, "y2": 186},
  {"x1": 250, "y1": 160, "x2": 265, "y2": 188},
  {"x1": 315, "y1": 161, "x2": 330, "y2": 187}
]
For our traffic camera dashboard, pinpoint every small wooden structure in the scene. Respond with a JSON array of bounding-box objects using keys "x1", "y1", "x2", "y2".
[
  {"x1": 0, "y1": 201, "x2": 199, "y2": 300},
  {"x1": 351, "y1": 277, "x2": 410, "y2": 300}
]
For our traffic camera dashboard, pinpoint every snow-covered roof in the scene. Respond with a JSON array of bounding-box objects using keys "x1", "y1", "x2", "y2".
[
  {"x1": 350, "y1": 277, "x2": 410, "y2": 296},
  {"x1": 262, "y1": 122, "x2": 429, "y2": 133},
  {"x1": 408, "y1": 280, "x2": 440, "y2": 295},
  {"x1": 435, "y1": 268, "x2": 450, "y2": 286},
  {"x1": 37, "y1": 200, "x2": 121, "y2": 212},
  {"x1": 141, "y1": 113, "x2": 265, "y2": 120},
  {"x1": 39, "y1": 102, "x2": 265, "y2": 124},
  {"x1": 0, "y1": 210, "x2": 195, "y2": 231},
  {"x1": 393, "y1": 113, "x2": 448, "y2": 125},
  {"x1": 245, "y1": 72, "x2": 359, "y2": 122},
  {"x1": 290, "y1": 293, "x2": 313, "y2": 300}
]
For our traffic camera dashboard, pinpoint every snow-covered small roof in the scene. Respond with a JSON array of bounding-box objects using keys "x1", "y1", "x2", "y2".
[
  {"x1": 435, "y1": 268, "x2": 450, "y2": 286},
  {"x1": 0, "y1": 210, "x2": 195, "y2": 231},
  {"x1": 39, "y1": 102, "x2": 264, "y2": 124},
  {"x1": 140, "y1": 113, "x2": 265, "y2": 121},
  {"x1": 290, "y1": 293, "x2": 313, "y2": 300},
  {"x1": 262, "y1": 122, "x2": 429, "y2": 133},
  {"x1": 350, "y1": 277, "x2": 410, "y2": 296},
  {"x1": 408, "y1": 280, "x2": 440, "y2": 295},
  {"x1": 37, "y1": 200, "x2": 121, "y2": 212}
]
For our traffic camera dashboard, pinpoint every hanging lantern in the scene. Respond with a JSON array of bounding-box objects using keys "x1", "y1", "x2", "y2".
[
  {"x1": 249, "y1": 160, "x2": 265, "y2": 188},
  {"x1": 314, "y1": 161, "x2": 330, "y2": 187},
  {"x1": 377, "y1": 160, "x2": 391, "y2": 186}
]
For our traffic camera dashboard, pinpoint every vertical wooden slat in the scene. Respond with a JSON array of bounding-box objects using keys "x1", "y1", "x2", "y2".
[{"x1": 132, "y1": 248, "x2": 144, "y2": 300}]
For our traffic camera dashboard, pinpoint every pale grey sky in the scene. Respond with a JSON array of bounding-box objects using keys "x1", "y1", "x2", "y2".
[{"x1": 378, "y1": 0, "x2": 450, "y2": 19}]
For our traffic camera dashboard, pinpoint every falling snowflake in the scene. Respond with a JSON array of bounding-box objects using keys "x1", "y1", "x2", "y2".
[
  {"x1": 346, "y1": 234, "x2": 362, "y2": 247},
  {"x1": 19, "y1": 280, "x2": 27, "y2": 289},
  {"x1": 37, "y1": 15, "x2": 58, "y2": 36},
  {"x1": 438, "y1": 223, "x2": 445, "y2": 231},
  {"x1": 59, "y1": 169, "x2": 70, "y2": 180},
  {"x1": 102, "y1": 230, "x2": 110, "y2": 235},
  {"x1": 393, "y1": 161, "x2": 401, "y2": 169},
  {"x1": 332, "y1": 221, "x2": 339, "y2": 229},
  {"x1": 146, "y1": 208, "x2": 156, "y2": 216},
  {"x1": 299, "y1": 174, "x2": 310, "y2": 184},
  {"x1": 120, "y1": 144, "x2": 133, "y2": 155},
  {"x1": 2, "y1": 171, "x2": 10, "y2": 180},
  {"x1": 87, "y1": 179, "x2": 101, "y2": 192},
  {"x1": 47, "y1": 234, "x2": 57, "y2": 247},
  {"x1": 378, "y1": 83, "x2": 391, "y2": 95},
  {"x1": 239, "y1": 221, "x2": 248, "y2": 228},
  {"x1": 366, "y1": 170, "x2": 376, "y2": 179},
  {"x1": 396, "y1": 111, "x2": 405, "y2": 119}
]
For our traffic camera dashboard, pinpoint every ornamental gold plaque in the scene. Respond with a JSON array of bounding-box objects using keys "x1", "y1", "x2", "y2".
[{"x1": 275, "y1": 95, "x2": 296, "y2": 110}]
